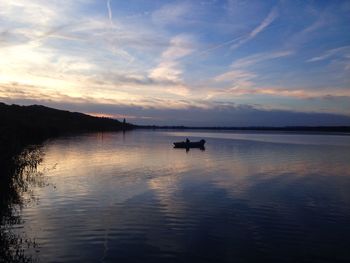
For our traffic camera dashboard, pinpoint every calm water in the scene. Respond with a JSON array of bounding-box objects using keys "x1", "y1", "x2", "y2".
[{"x1": 6, "y1": 130, "x2": 350, "y2": 262}]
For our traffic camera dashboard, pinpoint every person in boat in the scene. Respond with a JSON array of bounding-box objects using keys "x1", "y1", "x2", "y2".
[{"x1": 186, "y1": 138, "x2": 190, "y2": 144}]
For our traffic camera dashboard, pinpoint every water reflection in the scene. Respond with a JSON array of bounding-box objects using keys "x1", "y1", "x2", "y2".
[
  {"x1": 2, "y1": 130, "x2": 350, "y2": 262},
  {"x1": 0, "y1": 146, "x2": 44, "y2": 263}
]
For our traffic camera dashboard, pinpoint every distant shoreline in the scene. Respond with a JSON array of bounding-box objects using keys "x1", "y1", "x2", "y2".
[{"x1": 136, "y1": 125, "x2": 350, "y2": 134}]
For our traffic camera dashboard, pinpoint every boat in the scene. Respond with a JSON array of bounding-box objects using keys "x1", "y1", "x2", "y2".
[{"x1": 173, "y1": 139, "x2": 206, "y2": 149}]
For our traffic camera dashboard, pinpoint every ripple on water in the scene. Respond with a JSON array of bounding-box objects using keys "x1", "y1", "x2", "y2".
[{"x1": 5, "y1": 130, "x2": 350, "y2": 262}]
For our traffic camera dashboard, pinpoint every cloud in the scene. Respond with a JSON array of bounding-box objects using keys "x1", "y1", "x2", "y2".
[
  {"x1": 0, "y1": 82, "x2": 195, "y2": 110},
  {"x1": 224, "y1": 87, "x2": 350, "y2": 99},
  {"x1": 307, "y1": 45, "x2": 350, "y2": 62},
  {"x1": 0, "y1": 1, "x2": 90, "y2": 29},
  {"x1": 152, "y1": 2, "x2": 191, "y2": 26},
  {"x1": 106, "y1": 0, "x2": 113, "y2": 25},
  {"x1": 149, "y1": 34, "x2": 195, "y2": 93},
  {"x1": 231, "y1": 50, "x2": 293, "y2": 68},
  {"x1": 196, "y1": 36, "x2": 245, "y2": 56},
  {"x1": 250, "y1": 7, "x2": 278, "y2": 37},
  {"x1": 230, "y1": 7, "x2": 278, "y2": 50},
  {"x1": 0, "y1": 1, "x2": 349, "y2": 124},
  {"x1": 211, "y1": 49, "x2": 349, "y2": 103},
  {"x1": 2, "y1": 97, "x2": 350, "y2": 126},
  {"x1": 0, "y1": 0, "x2": 186, "y2": 101},
  {"x1": 214, "y1": 70, "x2": 256, "y2": 82},
  {"x1": 284, "y1": 6, "x2": 334, "y2": 50},
  {"x1": 210, "y1": 50, "x2": 293, "y2": 98}
]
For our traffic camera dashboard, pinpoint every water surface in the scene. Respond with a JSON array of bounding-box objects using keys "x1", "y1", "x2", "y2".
[{"x1": 6, "y1": 130, "x2": 350, "y2": 262}]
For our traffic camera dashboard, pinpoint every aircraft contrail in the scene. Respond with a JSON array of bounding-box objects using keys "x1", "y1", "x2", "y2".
[
  {"x1": 107, "y1": 0, "x2": 113, "y2": 25},
  {"x1": 180, "y1": 6, "x2": 279, "y2": 62},
  {"x1": 197, "y1": 36, "x2": 245, "y2": 56},
  {"x1": 175, "y1": 35, "x2": 245, "y2": 67}
]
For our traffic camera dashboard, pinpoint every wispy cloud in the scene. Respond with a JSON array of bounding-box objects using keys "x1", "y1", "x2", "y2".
[
  {"x1": 250, "y1": 8, "x2": 278, "y2": 37},
  {"x1": 0, "y1": 1, "x2": 349, "y2": 123},
  {"x1": 196, "y1": 36, "x2": 245, "y2": 56},
  {"x1": 209, "y1": 50, "x2": 300, "y2": 100},
  {"x1": 207, "y1": 82, "x2": 350, "y2": 101},
  {"x1": 231, "y1": 50, "x2": 293, "y2": 68},
  {"x1": 230, "y1": 7, "x2": 278, "y2": 50},
  {"x1": 106, "y1": 0, "x2": 113, "y2": 26},
  {"x1": 149, "y1": 34, "x2": 195, "y2": 90},
  {"x1": 214, "y1": 70, "x2": 256, "y2": 82},
  {"x1": 0, "y1": 82, "x2": 193, "y2": 110},
  {"x1": 152, "y1": 2, "x2": 191, "y2": 26},
  {"x1": 211, "y1": 50, "x2": 293, "y2": 90},
  {"x1": 284, "y1": 7, "x2": 332, "y2": 50},
  {"x1": 3, "y1": 90, "x2": 350, "y2": 126},
  {"x1": 307, "y1": 45, "x2": 350, "y2": 62}
]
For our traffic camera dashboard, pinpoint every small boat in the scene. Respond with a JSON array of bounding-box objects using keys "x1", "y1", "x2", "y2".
[{"x1": 173, "y1": 139, "x2": 206, "y2": 149}]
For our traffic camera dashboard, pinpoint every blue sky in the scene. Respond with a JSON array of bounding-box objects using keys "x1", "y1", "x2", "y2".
[{"x1": 0, "y1": 0, "x2": 350, "y2": 125}]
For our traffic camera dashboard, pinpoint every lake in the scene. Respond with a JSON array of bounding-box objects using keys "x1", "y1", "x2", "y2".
[{"x1": 3, "y1": 130, "x2": 350, "y2": 262}]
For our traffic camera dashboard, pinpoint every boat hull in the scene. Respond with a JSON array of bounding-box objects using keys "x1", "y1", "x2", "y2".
[{"x1": 173, "y1": 140, "x2": 206, "y2": 149}]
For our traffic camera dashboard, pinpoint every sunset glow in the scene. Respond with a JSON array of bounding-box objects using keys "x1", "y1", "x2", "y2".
[{"x1": 1, "y1": 0, "x2": 349, "y2": 125}]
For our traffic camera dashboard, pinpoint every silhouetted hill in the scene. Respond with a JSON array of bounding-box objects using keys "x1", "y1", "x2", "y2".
[{"x1": 0, "y1": 102, "x2": 133, "y2": 161}]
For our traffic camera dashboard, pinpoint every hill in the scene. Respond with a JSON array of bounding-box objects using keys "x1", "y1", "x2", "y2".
[{"x1": 0, "y1": 102, "x2": 133, "y2": 161}]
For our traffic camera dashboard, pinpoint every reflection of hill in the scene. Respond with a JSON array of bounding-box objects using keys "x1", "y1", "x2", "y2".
[
  {"x1": 0, "y1": 102, "x2": 133, "y2": 161},
  {"x1": 0, "y1": 102, "x2": 132, "y2": 262}
]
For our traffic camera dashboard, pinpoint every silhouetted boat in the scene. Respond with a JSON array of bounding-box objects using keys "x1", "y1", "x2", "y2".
[{"x1": 173, "y1": 139, "x2": 206, "y2": 149}]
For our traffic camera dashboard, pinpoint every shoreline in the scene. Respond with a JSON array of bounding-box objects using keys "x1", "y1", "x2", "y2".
[{"x1": 135, "y1": 125, "x2": 350, "y2": 134}]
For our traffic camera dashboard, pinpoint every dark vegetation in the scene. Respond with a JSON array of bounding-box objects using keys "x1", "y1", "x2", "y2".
[
  {"x1": 0, "y1": 102, "x2": 133, "y2": 162},
  {"x1": 1, "y1": 146, "x2": 43, "y2": 263},
  {"x1": 0, "y1": 102, "x2": 133, "y2": 262}
]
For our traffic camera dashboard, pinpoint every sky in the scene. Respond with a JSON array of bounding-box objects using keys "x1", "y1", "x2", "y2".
[{"x1": 0, "y1": 0, "x2": 350, "y2": 126}]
